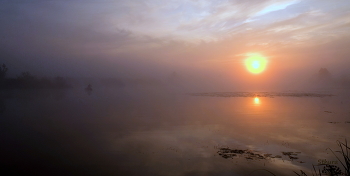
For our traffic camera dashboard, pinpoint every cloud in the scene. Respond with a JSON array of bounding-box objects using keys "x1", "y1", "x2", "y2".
[{"x1": 1, "y1": 0, "x2": 350, "y2": 86}]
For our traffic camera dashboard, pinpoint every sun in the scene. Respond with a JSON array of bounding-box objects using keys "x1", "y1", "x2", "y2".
[{"x1": 245, "y1": 54, "x2": 267, "y2": 74}]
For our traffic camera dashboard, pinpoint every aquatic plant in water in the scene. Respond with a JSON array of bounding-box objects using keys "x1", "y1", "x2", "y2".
[{"x1": 294, "y1": 139, "x2": 349, "y2": 176}]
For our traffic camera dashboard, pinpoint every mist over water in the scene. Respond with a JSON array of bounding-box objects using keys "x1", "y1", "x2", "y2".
[
  {"x1": 1, "y1": 83, "x2": 350, "y2": 175},
  {"x1": 1, "y1": 0, "x2": 350, "y2": 175}
]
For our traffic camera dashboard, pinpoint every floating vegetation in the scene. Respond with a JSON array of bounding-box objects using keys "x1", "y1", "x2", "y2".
[
  {"x1": 282, "y1": 152, "x2": 299, "y2": 160},
  {"x1": 189, "y1": 92, "x2": 334, "y2": 98},
  {"x1": 217, "y1": 148, "x2": 245, "y2": 159},
  {"x1": 274, "y1": 155, "x2": 282, "y2": 158},
  {"x1": 217, "y1": 147, "x2": 303, "y2": 163},
  {"x1": 328, "y1": 121, "x2": 350, "y2": 124}
]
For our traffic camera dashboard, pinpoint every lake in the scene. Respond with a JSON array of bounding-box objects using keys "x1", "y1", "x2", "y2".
[{"x1": 1, "y1": 87, "x2": 349, "y2": 175}]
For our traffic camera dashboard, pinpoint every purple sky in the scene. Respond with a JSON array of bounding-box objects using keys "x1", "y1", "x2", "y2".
[{"x1": 1, "y1": 0, "x2": 350, "y2": 89}]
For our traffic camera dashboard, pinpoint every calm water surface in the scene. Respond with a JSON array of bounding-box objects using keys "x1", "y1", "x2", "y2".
[{"x1": 1, "y1": 88, "x2": 349, "y2": 175}]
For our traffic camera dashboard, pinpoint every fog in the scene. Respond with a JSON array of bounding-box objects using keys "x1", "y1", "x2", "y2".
[
  {"x1": 1, "y1": 0, "x2": 350, "y2": 92},
  {"x1": 1, "y1": 1, "x2": 350, "y2": 175}
]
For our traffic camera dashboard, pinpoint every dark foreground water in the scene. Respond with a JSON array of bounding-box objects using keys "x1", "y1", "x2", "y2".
[{"x1": 1, "y1": 88, "x2": 349, "y2": 176}]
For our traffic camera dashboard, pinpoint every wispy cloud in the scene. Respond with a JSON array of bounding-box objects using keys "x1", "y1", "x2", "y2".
[{"x1": 1, "y1": 0, "x2": 350, "y2": 79}]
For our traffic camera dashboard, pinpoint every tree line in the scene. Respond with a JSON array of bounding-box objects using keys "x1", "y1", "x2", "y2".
[{"x1": 0, "y1": 64, "x2": 71, "y2": 89}]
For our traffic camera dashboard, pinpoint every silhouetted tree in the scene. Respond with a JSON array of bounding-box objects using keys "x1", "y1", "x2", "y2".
[
  {"x1": 53, "y1": 76, "x2": 70, "y2": 88},
  {"x1": 318, "y1": 68, "x2": 331, "y2": 79},
  {"x1": 39, "y1": 77, "x2": 53, "y2": 88},
  {"x1": 0, "y1": 64, "x2": 71, "y2": 89},
  {"x1": 339, "y1": 75, "x2": 350, "y2": 87},
  {"x1": 101, "y1": 78, "x2": 124, "y2": 88},
  {"x1": 0, "y1": 64, "x2": 8, "y2": 80},
  {"x1": 17, "y1": 71, "x2": 37, "y2": 89},
  {"x1": 168, "y1": 71, "x2": 178, "y2": 82},
  {"x1": 85, "y1": 84, "x2": 92, "y2": 91}
]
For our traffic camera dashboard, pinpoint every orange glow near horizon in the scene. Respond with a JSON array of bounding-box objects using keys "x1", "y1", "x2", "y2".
[{"x1": 245, "y1": 54, "x2": 267, "y2": 74}]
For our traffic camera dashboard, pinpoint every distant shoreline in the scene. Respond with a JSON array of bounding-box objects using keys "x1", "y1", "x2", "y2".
[{"x1": 189, "y1": 92, "x2": 334, "y2": 98}]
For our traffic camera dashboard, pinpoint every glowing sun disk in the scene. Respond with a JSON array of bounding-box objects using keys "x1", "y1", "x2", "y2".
[
  {"x1": 252, "y1": 61, "x2": 260, "y2": 68},
  {"x1": 245, "y1": 55, "x2": 267, "y2": 74}
]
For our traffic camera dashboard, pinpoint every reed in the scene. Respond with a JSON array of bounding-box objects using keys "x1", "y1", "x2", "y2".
[
  {"x1": 326, "y1": 139, "x2": 350, "y2": 175},
  {"x1": 294, "y1": 139, "x2": 349, "y2": 176}
]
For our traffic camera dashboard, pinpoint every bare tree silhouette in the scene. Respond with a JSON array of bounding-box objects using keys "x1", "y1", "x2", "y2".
[{"x1": 0, "y1": 64, "x2": 8, "y2": 80}]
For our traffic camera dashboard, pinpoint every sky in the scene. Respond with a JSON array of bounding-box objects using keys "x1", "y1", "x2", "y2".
[{"x1": 1, "y1": 0, "x2": 350, "y2": 90}]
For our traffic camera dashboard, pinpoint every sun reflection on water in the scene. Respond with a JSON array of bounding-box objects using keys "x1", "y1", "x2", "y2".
[{"x1": 254, "y1": 97, "x2": 260, "y2": 106}]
